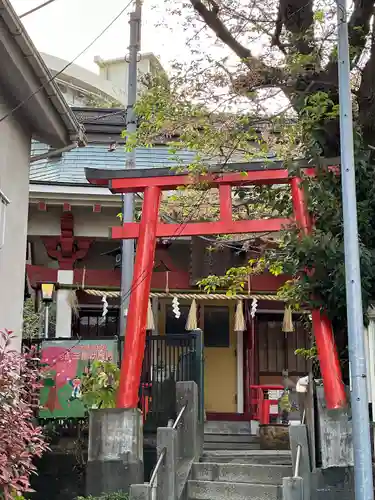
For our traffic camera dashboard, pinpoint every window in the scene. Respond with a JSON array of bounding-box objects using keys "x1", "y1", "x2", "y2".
[
  {"x1": 203, "y1": 306, "x2": 230, "y2": 347},
  {"x1": 0, "y1": 188, "x2": 10, "y2": 249},
  {"x1": 74, "y1": 309, "x2": 119, "y2": 338}
]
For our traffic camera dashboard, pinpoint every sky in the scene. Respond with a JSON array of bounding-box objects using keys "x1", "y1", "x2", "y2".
[
  {"x1": 11, "y1": 0, "x2": 187, "y2": 75},
  {"x1": 10, "y1": 0, "x2": 288, "y2": 114}
]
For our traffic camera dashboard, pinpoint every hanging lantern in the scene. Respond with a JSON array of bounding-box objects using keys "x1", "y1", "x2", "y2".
[
  {"x1": 186, "y1": 299, "x2": 198, "y2": 331},
  {"x1": 146, "y1": 299, "x2": 155, "y2": 330},
  {"x1": 282, "y1": 305, "x2": 294, "y2": 333},
  {"x1": 234, "y1": 300, "x2": 245, "y2": 332}
]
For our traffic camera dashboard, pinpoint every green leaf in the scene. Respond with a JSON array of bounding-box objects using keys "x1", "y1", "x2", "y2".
[{"x1": 313, "y1": 10, "x2": 324, "y2": 22}]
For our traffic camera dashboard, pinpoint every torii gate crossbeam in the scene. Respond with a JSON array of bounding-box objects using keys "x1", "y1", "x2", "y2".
[{"x1": 86, "y1": 162, "x2": 346, "y2": 411}]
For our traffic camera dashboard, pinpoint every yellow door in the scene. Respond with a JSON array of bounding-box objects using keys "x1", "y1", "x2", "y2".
[{"x1": 200, "y1": 302, "x2": 237, "y2": 413}]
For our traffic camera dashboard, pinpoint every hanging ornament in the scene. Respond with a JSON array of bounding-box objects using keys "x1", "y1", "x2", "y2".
[
  {"x1": 250, "y1": 297, "x2": 258, "y2": 318},
  {"x1": 102, "y1": 294, "x2": 108, "y2": 318},
  {"x1": 282, "y1": 305, "x2": 294, "y2": 333},
  {"x1": 172, "y1": 296, "x2": 180, "y2": 319},
  {"x1": 185, "y1": 299, "x2": 198, "y2": 331},
  {"x1": 234, "y1": 300, "x2": 245, "y2": 332},
  {"x1": 146, "y1": 299, "x2": 155, "y2": 330}
]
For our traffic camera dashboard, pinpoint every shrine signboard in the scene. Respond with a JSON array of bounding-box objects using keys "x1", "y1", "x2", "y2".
[{"x1": 38, "y1": 339, "x2": 118, "y2": 419}]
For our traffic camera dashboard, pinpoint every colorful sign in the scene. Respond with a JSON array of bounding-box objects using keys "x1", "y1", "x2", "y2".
[{"x1": 39, "y1": 339, "x2": 118, "y2": 419}]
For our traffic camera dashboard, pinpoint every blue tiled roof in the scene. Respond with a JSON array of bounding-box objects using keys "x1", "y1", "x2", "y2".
[{"x1": 30, "y1": 142, "x2": 196, "y2": 184}]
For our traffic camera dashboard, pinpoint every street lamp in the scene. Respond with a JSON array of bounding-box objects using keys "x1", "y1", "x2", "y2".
[{"x1": 40, "y1": 283, "x2": 54, "y2": 339}]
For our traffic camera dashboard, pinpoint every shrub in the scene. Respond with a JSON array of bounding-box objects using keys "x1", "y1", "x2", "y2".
[
  {"x1": 0, "y1": 329, "x2": 48, "y2": 499},
  {"x1": 80, "y1": 361, "x2": 120, "y2": 410}
]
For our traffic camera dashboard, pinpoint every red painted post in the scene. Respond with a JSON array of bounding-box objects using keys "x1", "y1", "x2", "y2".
[
  {"x1": 261, "y1": 399, "x2": 271, "y2": 425},
  {"x1": 290, "y1": 177, "x2": 311, "y2": 235},
  {"x1": 116, "y1": 185, "x2": 162, "y2": 408},
  {"x1": 219, "y1": 184, "x2": 232, "y2": 223},
  {"x1": 311, "y1": 311, "x2": 346, "y2": 409},
  {"x1": 291, "y1": 177, "x2": 346, "y2": 409}
]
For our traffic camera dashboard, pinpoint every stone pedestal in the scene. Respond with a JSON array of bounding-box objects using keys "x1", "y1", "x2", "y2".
[
  {"x1": 86, "y1": 408, "x2": 143, "y2": 496},
  {"x1": 315, "y1": 386, "x2": 353, "y2": 468}
]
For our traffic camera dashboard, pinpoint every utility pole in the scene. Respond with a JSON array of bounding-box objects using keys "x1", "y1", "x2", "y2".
[
  {"x1": 120, "y1": 0, "x2": 142, "y2": 339},
  {"x1": 337, "y1": 1, "x2": 374, "y2": 499}
]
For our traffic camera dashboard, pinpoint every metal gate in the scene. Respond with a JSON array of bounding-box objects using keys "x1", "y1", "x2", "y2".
[{"x1": 140, "y1": 330, "x2": 204, "y2": 431}]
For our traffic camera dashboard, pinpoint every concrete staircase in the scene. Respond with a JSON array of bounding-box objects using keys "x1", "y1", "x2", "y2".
[{"x1": 187, "y1": 421, "x2": 292, "y2": 500}]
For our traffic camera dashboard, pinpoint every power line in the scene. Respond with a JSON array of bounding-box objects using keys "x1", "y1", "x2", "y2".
[
  {"x1": 120, "y1": 187, "x2": 211, "y2": 307},
  {"x1": 38, "y1": 190, "x2": 210, "y2": 369},
  {"x1": 19, "y1": 0, "x2": 58, "y2": 19},
  {"x1": 0, "y1": 0, "x2": 134, "y2": 124}
]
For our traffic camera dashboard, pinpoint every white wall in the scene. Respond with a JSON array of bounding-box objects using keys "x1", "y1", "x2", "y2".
[
  {"x1": 28, "y1": 205, "x2": 120, "y2": 238},
  {"x1": 41, "y1": 53, "x2": 126, "y2": 105},
  {"x1": 0, "y1": 96, "x2": 31, "y2": 349},
  {"x1": 98, "y1": 58, "x2": 151, "y2": 98}
]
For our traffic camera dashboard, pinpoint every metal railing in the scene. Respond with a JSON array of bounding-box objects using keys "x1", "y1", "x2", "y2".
[
  {"x1": 139, "y1": 330, "x2": 204, "y2": 430},
  {"x1": 293, "y1": 410, "x2": 305, "y2": 478},
  {"x1": 129, "y1": 381, "x2": 201, "y2": 500},
  {"x1": 22, "y1": 330, "x2": 204, "y2": 427},
  {"x1": 149, "y1": 404, "x2": 187, "y2": 487},
  {"x1": 249, "y1": 384, "x2": 284, "y2": 423}
]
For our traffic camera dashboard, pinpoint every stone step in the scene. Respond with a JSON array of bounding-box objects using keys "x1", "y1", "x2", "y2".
[
  {"x1": 203, "y1": 441, "x2": 260, "y2": 451},
  {"x1": 188, "y1": 480, "x2": 281, "y2": 500},
  {"x1": 201, "y1": 450, "x2": 292, "y2": 465},
  {"x1": 204, "y1": 434, "x2": 260, "y2": 444},
  {"x1": 204, "y1": 421, "x2": 252, "y2": 435},
  {"x1": 192, "y1": 462, "x2": 292, "y2": 485}
]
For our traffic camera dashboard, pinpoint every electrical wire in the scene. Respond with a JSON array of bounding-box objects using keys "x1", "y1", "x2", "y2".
[
  {"x1": 0, "y1": 0, "x2": 134, "y2": 124},
  {"x1": 19, "y1": 0, "x2": 58, "y2": 19},
  {"x1": 35, "y1": 189, "x2": 210, "y2": 371},
  {"x1": 119, "y1": 187, "x2": 211, "y2": 307}
]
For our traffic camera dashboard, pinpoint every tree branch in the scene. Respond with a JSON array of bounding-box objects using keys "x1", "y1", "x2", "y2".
[
  {"x1": 358, "y1": 17, "x2": 375, "y2": 148},
  {"x1": 189, "y1": 0, "x2": 286, "y2": 88},
  {"x1": 325, "y1": 0, "x2": 374, "y2": 80},
  {"x1": 348, "y1": 0, "x2": 374, "y2": 66},
  {"x1": 273, "y1": 0, "x2": 314, "y2": 55}
]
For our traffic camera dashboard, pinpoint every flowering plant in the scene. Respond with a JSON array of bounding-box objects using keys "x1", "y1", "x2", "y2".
[{"x1": 0, "y1": 329, "x2": 48, "y2": 499}]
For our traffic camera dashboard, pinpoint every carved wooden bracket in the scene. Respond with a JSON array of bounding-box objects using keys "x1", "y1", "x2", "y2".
[{"x1": 42, "y1": 213, "x2": 93, "y2": 270}]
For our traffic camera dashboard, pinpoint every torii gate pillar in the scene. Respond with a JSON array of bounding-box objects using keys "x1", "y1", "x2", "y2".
[
  {"x1": 116, "y1": 186, "x2": 161, "y2": 408},
  {"x1": 291, "y1": 177, "x2": 345, "y2": 410},
  {"x1": 86, "y1": 163, "x2": 346, "y2": 411}
]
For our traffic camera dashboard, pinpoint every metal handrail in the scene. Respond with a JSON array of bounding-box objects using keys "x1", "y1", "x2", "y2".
[
  {"x1": 149, "y1": 404, "x2": 187, "y2": 486},
  {"x1": 293, "y1": 410, "x2": 305, "y2": 478},
  {"x1": 173, "y1": 404, "x2": 187, "y2": 429}
]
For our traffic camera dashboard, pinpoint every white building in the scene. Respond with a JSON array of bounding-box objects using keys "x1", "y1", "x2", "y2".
[
  {"x1": 0, "y1": 0, "x2": 84, "y2": 348},
  {"x1": 40, "y1": 52, "x2": 164, "y2": 107}
]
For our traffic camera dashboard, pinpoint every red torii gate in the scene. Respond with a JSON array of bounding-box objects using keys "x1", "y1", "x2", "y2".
[{"x1": 86, "y1": 161, "x2": 346, "y2": 411}]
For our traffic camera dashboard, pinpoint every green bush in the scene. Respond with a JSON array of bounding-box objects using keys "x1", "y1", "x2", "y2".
[{"x1": 77, "y1": 493, "x2": 129, "y2": 500}]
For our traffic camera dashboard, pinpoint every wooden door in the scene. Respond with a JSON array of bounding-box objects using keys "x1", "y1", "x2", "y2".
[{"x1": 200, "y1": 302, "x2": 237, "y2": 413}]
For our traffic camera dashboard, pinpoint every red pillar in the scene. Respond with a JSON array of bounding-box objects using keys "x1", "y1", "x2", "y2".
[
  {"x1": 291, "y1": 177, "x2": 346, "y2": 409},
  {"x1": 311, "y1": 311, "x2": 346, "y2": 409},
  {"x1": 117, "y1": 185, "x2": 162, "y2": 409},
  {"x1": 219, "y1": 184, "x2": 232, "y2": 223}
]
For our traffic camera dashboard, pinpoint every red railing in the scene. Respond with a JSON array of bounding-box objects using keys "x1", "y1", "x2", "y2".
[
  {"x1": 249, "y1": 384, "x2": 284, "y2": 424},
  {"x1": 139, "y1": 382, "x2": 152, "y2": 422}
]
